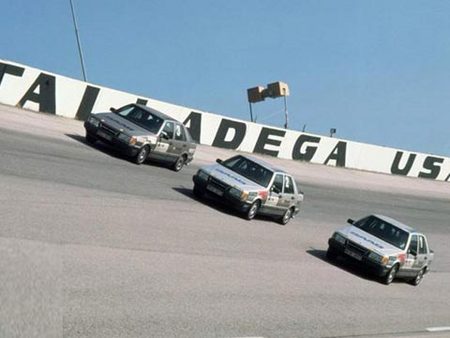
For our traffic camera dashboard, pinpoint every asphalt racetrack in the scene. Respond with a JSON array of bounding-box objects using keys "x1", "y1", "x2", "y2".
[{"x1": 1, "y1": 105, "x2": 450, "y2": 338}]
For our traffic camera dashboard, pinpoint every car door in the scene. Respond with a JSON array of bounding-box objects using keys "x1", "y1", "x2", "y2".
[
  {"x1": 260, "y1": 173, "x2": 285, "y2": 216},
  {"x1": 414, "y1": 235, "x2": 430, "y2": 271},
  {"x1": 400, "y1": 234, "x2": 418, "y2": 277},
  {"x1": 151, "y1": 121, "x2": 176, "y2": 161},
  {"x1": 278, "y1": 175, "x2": 297, "y2": 211},
  {"x1": 170, "y1": 123, "x2": 189, "y2": 159}
]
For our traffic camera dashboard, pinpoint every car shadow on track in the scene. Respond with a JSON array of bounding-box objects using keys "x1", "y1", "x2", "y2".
[
  {"x1": 66, "y1": 133, "x2": 128, "y2": 160},
  {"x1": 66, "y1": 133, "x2": 172, "y2": 169},
  {"x1": 172, "y1": 187, "x2": 278, "y2": 224},
  {"x1": 307, "y1": 248, "x2": 391, "y2": 284}
]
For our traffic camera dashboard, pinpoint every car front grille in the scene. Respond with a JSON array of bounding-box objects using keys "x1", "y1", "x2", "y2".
[
  {"x1": 99, "y1": 123, "x2": 119, "y2": 136},
  {"x1": 208, "y1": 177, "x2": 229, "y2": 192},
  {"x1": 346, "y1": 240, "x2": 369, "y2": 257}
]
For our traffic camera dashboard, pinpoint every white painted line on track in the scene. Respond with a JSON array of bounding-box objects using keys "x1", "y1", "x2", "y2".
[{"x1": 426, "y1": 327, "x2": 450, "y2": 332}]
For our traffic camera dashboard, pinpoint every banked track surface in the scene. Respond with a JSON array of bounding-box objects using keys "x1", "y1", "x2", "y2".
[{"x1": 1, "y1": 104, "x2": 450, "y2": 338}]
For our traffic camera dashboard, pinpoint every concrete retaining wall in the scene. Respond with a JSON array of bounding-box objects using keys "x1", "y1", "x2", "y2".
[{"x1": 1, "y1": 59, "x2": 449, "y2": 181}]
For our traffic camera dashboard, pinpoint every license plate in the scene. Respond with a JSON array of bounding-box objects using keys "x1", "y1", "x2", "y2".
[
  {"x1": 97, "y1": 130, "x2": 113, "y2": 141},
  {"x1": 206, "y1": 185, "x2": 224, "y2": 196},
  {"x1": 345, "y1": 249, "x2": 362, "y2": 261}
]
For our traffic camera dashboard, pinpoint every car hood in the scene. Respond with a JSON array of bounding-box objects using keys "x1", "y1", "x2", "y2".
[
  {"x1": 202, "y1": 164, "x2": 265, "y2": 191},
  {"x1": 337, "y1": 225, "x2": 403, "y2": 255},
  {"x1": 94, "y1": 112, "x2": 156, "y2": 136}
]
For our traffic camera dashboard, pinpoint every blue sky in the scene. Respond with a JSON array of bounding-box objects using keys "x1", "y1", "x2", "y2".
[{"x1": 3, "y1": 0, "x2": 450, "y2": 156}]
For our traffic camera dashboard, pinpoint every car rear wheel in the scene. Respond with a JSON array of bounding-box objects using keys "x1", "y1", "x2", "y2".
[
  {"x1": 410, "y1": 268, "x2": 425, "y2": 286},
  {"x1": 135, "y1": 146, "x2": 150, "y2": 165},
  {"x1": 279, "y1": 207, "x2": 294, "y2": 225},
  {"x1": 245, "y1": 200, "x2": 260, "y2": 220},
  {"x1": 172, "y1": 155, "x2": 186, "y2": 172},
  {"x1": 383, "y1": 264, "x2": 398, "y2": 285}
]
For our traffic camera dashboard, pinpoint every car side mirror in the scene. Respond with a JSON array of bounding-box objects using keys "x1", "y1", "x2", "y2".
[
  {"x1": 271, "y1": 185, "x2": 281, "y2": 194},
  {"x1": 409, "y1": 248, "x2": 417, "y2": 257},
  {"x1": 110, "y1": 107, "x2": 116, "y2": 113},
  {"x1": 216, "y1": 159, "x2": 223, "y2": 164},
  {"x1": 160, "y1": 131, "x2": 169, "y2": 140},
  {"x1": 347, "y1": 218, "x2": 355, "y2": 225}
]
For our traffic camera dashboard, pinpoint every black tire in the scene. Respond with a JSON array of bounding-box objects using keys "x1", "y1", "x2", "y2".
[
  {"x1": 279, "y1": 207, "x2": 294, "y2": 225},
  {"x1": 172, "y1": 155, "x2": 186, "y2": 172},
  {"x1": 383, "y1": 264, "x2": 399, "y2": 285},
  {"x1": 326, "y1": 247, "x2": 338, "y2": 260},
  {"x1": 193, "y1": 184, "x2": 205, "y2": 199},
  {"x1": 245, "y1": 200, "x2": 260, "y2": 220},
  {"x1": 134, "y1": 145, "x2": 150, "y2": 165},
  {"x1": 85, "y1": 133, "x2": 96, "y2": 144},
  {"x1": 409, "y1": 268, "x2": 425, "y2": 286}
]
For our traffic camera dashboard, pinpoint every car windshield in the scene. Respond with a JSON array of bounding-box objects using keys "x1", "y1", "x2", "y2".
[
  {"x1": 354, "y1": 216, "x2": 409, "y2": 249},
  {"x1": 115, "y1": 105, "x2": 164, "y2": 134},
  {"x1": 221, "y1": 155, "x2": 274, "y2": 187}
]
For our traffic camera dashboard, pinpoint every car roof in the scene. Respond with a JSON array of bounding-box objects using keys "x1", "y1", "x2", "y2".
[
  {"x1": 373, "y1": 214, "x2": 416, "y2": 232},
  {"x1": 134, "y1": 104, "x2": 177, "y2": 122},
  {"x1": 240, "y1": 155, "x2": 287, "y2": 173}
]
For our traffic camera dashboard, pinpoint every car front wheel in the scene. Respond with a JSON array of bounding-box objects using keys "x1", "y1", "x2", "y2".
[
  {"x1": 326, "y1": 247, "x2": 338, "y2": 260},
  {"x1": 135, "y1": 146, "x2": 150, "y2": 165},
  {"x1": 383, "y1": 264, "x2": 398, "y2": 285},
  {"x1": 193, "y1": 184, "x2": 205, "y2": 199},
  {"x1": 245, "y1": 200, "x2": 260, "y2": 220},
  {"x1": 86, "y1": 133, "x2": 96, "y2": 144}
]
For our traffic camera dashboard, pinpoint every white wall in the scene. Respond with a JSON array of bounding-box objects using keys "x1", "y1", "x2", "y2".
[{"x1": 1, "y1": 59, "x2": 449, "y2": 182}]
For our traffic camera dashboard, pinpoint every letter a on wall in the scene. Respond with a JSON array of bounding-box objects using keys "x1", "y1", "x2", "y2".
[{"x1": 18, "y1": 73, "x2": 56, "y2": 114}]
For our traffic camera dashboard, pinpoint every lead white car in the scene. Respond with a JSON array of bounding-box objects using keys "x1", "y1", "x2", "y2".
[{"x1": 327, "y1": 214, "x2": 434, "y2": 285}]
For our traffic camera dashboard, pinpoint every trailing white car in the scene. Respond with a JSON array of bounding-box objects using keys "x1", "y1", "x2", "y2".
[{"x1": 327, "y1": 214, "x2": 434, "y2": 285}]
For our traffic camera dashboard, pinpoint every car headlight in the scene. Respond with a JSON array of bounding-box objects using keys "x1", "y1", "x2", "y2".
[
  {"x1": 242, "y1": 191, "x2": 258, "y2": 201},
  {"x1": 129, "y1": 136, "x2": 148, "y2": 146},
  {"x1": 88, "y1": 116, "x2": 100, "y2": 127},
  {"x1": 117, "y1": 133, "x2": 131, "y2": 143},
  {"x1": 368, "y1": 251, "x2": 389, "y2": 265},
  {"x1": 197, "y1": 170, "x2": 209, "y2": 181},
  {"x1": 228, "y1": 187, "x2": 242, "y2": 200},
  {"x1": 333, "y1": 232, "x2": 347, "y2": 245}
]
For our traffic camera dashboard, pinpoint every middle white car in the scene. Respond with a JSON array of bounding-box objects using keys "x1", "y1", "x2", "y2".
[{"x1": 192, "y1": 155, "x2": 304, "y2": 224}]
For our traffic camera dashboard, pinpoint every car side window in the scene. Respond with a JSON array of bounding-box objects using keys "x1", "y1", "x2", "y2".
[
  {"x1": 419, "y1": 236, "x2": 427, "y2": 254},
  {"x1": 175, "y1": 124, "x2": 186, "y2": 141},
  {"x1": 272, "y1": 174, "x2": 284, "y2": 193},
  {"x1": 284, "y1": 176, "x2": 295, "y2": 194},
  {"x1": 162, "y1": 122, "x2": 174, "y2": 139},
  {"x1": 409, "y1": 234, "x2": 418, "y2": 255}
]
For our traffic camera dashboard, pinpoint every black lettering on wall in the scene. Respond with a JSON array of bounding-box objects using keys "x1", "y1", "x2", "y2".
[
  {"x1": 18, "y1": 73, "x2": 56, "y2": 114},
  {"x1": 0, "y1": 62, "x2": 25, "y2": 86},
  {"x1": 418, "y1": 156, "x2": 444, "y2": 179},
  {"x1": 324, "y1": 141, "x2": 347, "y2": 167},
  {"x1": 292, "y1": 134, "x2": 321, "y2": 161},
  {"x1": 391, "y1": 151, "x2": 416, "y2": 176},
  {"x1": 75, "y1": 85, "x2": 100, "y2": 121},
  {"x1": 136, "y1": 98, "x2": 148, "y2": 105},
  {"x1": 212, "y1": 118, "x2": 246, "y2": 149},
  {"x1": 183, "y1": 111, "x2": 202, "y2": 143},
  {"x1": 253, "y1": 127, "x2": 285, "y2": 157}
]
